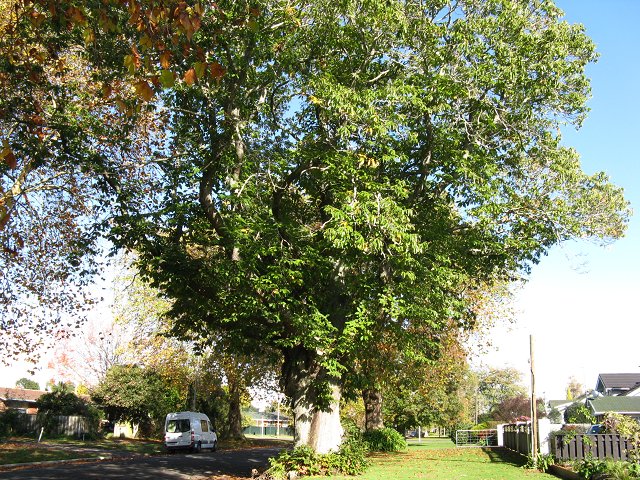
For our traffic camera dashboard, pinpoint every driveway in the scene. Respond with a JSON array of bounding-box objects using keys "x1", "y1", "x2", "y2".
[{"x1": 0, "y1": 446, "x2": 283, "y2": 480}]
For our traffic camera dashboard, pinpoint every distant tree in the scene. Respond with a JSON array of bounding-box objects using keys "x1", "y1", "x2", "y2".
[
  {"x1": 15, "y1": 378, "x2": 39, "y2": 390},
  {"x1": 567, "y1": 376, "x2": 585, "y2": 400},
  {"x1": 474, "y1": 366, "x2": 527, "y2": 415},
  {"x1": 91, "y1": 365, "x2": 181, "y2": 437},
  {"x1": 489, "y1": 395, "x2": 545, "y2": 423}
]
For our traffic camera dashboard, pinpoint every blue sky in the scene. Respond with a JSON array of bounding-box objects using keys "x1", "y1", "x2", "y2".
[
  {"x1": 3, "y1": 0, "x2": 639, "y2": 404},
  {"x1": 478, "y1": 0, "x2": 640, "y2": 401}
]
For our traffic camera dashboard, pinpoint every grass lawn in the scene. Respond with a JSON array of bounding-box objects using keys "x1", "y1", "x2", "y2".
[
  {"x1": 314, "y1": 442, "x2": 560, "y2": 480},
  {"x1": 0, "y1": 442, "x2": 103, "y2": 466}
]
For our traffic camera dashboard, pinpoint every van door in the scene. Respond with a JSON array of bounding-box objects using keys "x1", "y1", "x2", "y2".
[
  {"x1": 200, "y1": 419, "x2": 212, "y2": 445},
  {"x1": 165, "y1": 418, "x2": 191, "y2": 448}
]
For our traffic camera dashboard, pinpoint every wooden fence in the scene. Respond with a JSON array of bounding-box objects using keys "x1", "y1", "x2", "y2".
[
  {"x1": 502, "y1": 422, "x2": 532, "y2": 456},
  {"x1": 15, "y1": 414, "x2": 91, "y2": 436},
  {"x1": 554, "y1": 434, "x2": 632, "y2": 462}
]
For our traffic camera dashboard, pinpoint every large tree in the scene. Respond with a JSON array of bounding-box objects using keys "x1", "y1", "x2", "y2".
[{"x1": 5, "y1": 0, "x2": 631, "y2": 452}]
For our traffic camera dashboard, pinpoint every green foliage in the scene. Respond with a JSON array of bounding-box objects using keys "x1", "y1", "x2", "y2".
[
  {"x1": 267, "y1": 440, "x2": 369, "y2": 479},
  {"x1": 474, "y1": 366, "x2": 528, "y2": 416},
  {"x1": 564, "y1": 402, "x2": 596, "y2": 424},
  {"x1": 15, "y1": 378, "x2": 40, "y2": 390},
  {"x1": 362, "y1": 427, "x2": 407, "y2": 452},
  {"x1": 575, "y1": 458, "x2": 640, "y2": 480},
  {"x1": 91, "y1": 365, "x2": 181, "y2": 437},
  {"x1": 548, "y1": 408, "x2": 562, "y2": 424},
  {"x1": 576, "y1": 459, "x2": 609, "y2": 479},
  {"x1": 601, "y1": 412, "x2": 640, "y2": 463},
  {"x1": 523, "y1": 453, "x2": 555, "y2": 472},
  {"x1": 3, "y1": 0, "x2": 633, "y2": 450},
  {"x1": 36, "y1": 390, "x2": 102, "y2": 436},
  {"x1": 449, "y1": 420, "x2": 474, "y2": 442},
  {"x1": 0, "y1": 410, "x2": 24, "y2": 438}
]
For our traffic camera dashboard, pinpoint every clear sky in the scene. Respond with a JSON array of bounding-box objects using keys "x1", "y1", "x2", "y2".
[
  {"x1": 2, "y1": 1, "x2": 639, "y2": 403},
  {"x1": 477, "y1": 0, "x2": 640, "y2": 401}
]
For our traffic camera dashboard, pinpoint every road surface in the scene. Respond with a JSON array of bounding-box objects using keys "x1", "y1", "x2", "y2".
[{"x1": 0, "y1": 446, "x2": 283, "y2": 479}]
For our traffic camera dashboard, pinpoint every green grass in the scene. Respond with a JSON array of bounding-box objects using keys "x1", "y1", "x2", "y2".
[
  {"x1": 312, "y1": 444, "x2": 560, "y2": 480},
  {"x1": 0, "y1": 442, "x2": 103, "y2": 466}
]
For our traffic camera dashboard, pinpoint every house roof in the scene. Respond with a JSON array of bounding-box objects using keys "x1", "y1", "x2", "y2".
[
  {"x1": 0, "y1": 388, "x2": 91, "y2": 404},
  {"x1": 0, "y1": 388, "x2": 44, "y2": 403},
  {"x1": 596, "y1": 374, "x2": 640, "y2": 393},
  {"x1": 587, "y1": 396, "x2": 640, "y2": 416},
  {"x1": 548, "y1": 400, "x2": 572, "y2": 409}
]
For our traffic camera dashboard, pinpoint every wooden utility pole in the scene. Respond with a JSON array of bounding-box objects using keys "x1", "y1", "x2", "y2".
[{"x1": 530, "y1": 335, "x2": 537, "y2": 461}]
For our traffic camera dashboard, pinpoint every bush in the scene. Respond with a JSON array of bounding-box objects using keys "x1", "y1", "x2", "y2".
[
  {"x1": 265, "y1": 426, "x2": 369, "y2": 479},
  {"x1": 267, "y1": 443, "x2": 368, "y2": 479},
  {"x1": 575, "y1": 458, "x2": 640, "y2": 480},
  {"x1": 0, "y1": 410, "x2": 24, "y2": 438},
  {"x1": 362, "y1": 427, "x2": 407, "y2": 452},
  {"x1": 564, "y1": 402, "x2": 595, "y2": 424},
  {"x1": 548, "y1": 408, "x2": 562, "y2": 424}
]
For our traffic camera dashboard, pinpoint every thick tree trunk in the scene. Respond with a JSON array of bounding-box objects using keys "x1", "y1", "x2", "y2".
[
  {"x1": 362, "y1": 387, "x2": 384, "y2": 431},
  {"x1": 227, "y1": 379, "x2": 246, "y2": 440},
  {"x1": 283, "y1": 345, "x2": 343, "y2": 454}
]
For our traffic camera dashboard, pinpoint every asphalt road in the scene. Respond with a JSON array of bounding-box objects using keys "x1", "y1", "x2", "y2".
[{"x1": 0, "y1": 446, "x2": 284, "y2": 480}]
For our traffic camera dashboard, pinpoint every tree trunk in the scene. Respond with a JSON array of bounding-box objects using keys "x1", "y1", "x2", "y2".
[
  {"x1": 227, "y1": 378, "x2": 246, "y2": 440},
  {"x1": 362, "y1": 387, "x2": 384, "y2": 431},
  {"x1": 283, "y1": 345, "x2": 343, "y2": 454}
]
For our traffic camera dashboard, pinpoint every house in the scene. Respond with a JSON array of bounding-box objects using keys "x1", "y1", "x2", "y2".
[
  {"x1": 243, "y1": 410, "x2": 292, "y2": 436},
  {"x1": 0, "y1": 387, "x2": 91, "y2": 414},
  {"x1": 586, "y1": 396, "x2": 640, "y2": 422},
  {"x1": 246, "y1": 410, "x2": 290, "y2": 429},
  {"x1": 595, "y1": 374, "x2": 640, "y2": 396},
  {"x1": 0, "y1": 388, "x2": 43, "y2": 414}
]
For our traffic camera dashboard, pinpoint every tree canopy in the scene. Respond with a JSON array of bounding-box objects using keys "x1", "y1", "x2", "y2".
[{"x1": 1, "y1": 0, "x2": 632, "y2": 451}]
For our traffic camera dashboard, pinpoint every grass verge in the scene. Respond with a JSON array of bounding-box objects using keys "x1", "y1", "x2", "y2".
[{"x1": 311, "y1": 444, "x2": 560, "y2": 480}]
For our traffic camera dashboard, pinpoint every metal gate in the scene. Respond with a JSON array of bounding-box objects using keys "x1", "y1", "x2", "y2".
[{"x1": 455, "y1": 429, "x2": 498, "y2": 447}]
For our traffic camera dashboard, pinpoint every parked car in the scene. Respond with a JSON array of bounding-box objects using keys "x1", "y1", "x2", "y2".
[
  {"x1": 586, "y1": 424, "x2": 602, "y2": 434},
  {"x1": 164, "y1": 411, "x2": 217, "y2": 453}
]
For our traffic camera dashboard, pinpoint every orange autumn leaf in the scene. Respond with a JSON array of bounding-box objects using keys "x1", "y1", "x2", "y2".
[
  {"x1": 160, "y1": 51, "x2": 172, "y2": 69},
  {"x1": 184, "y1": 68, "x2": 197, "y2": 85},
  {"x1": 134, "y1": 80, "x2": 154, "y2": 102},
  {"x1": 210, "y1": 62, "x2": 225, "y2": 79}
]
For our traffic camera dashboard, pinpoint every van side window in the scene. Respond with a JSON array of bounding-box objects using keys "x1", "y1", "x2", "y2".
[{"x1": 201, "y1": 420, "x2": 209, "y2": 432}]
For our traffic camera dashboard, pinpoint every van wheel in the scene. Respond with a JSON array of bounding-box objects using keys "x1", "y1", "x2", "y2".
[
  {"x1": 212, "y1": 440, "x2": 217, "y2": 452},
  {"x1": 195, "y1": 442, "x2": 202, "y2": 453}
]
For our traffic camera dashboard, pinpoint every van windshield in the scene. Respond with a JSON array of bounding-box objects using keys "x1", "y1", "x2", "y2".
[{"x1": 166, "y1": 419, "x2": 190, "y2": 433}]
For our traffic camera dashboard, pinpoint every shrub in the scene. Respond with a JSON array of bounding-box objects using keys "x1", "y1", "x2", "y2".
[
  {"x1": 548, "y1": 408, "x2": 562, "y2": 424},
  {"x1": 362, "y1": 427, "x2": 407, "y2": 452},
  {"x1": 265, "y1": 426, "x2": 369, "y2": 479},
  {"x1": 0, "y1": 410, "x2": 24, "y2": 438},
  {"x1": 576, "y1": 458, "x2": 640, "y2": 480},
  {"x1": 267, "y1": 443, "x2": 368, "y2": 479},
  {"x1": 564, "y1": 402, "x2": 595, "y2": 424}
]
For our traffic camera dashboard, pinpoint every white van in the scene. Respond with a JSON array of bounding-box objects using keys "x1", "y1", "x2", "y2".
[{"x1": 164, "y1": 411, "x2": 217, "y2": 453}]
